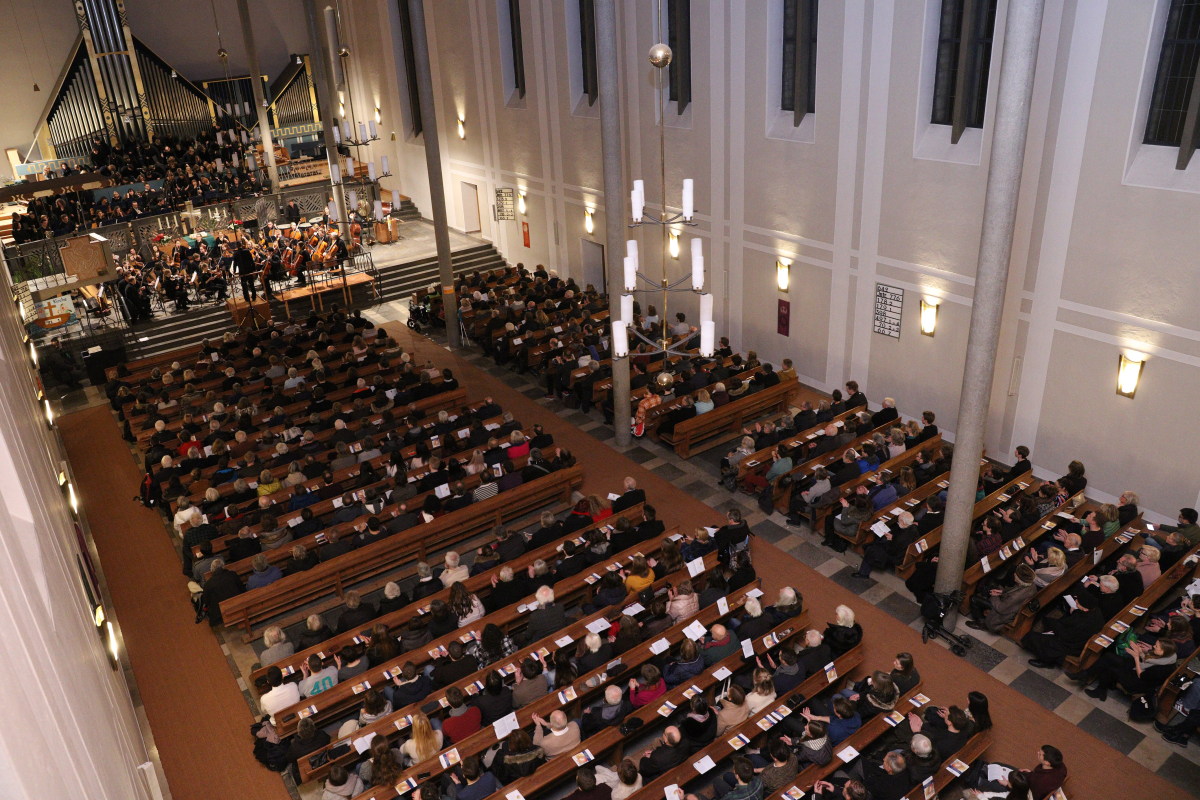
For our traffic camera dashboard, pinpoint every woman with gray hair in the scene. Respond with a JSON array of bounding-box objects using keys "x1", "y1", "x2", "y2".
[{"x1": 260, "y1": 625, "x2": 294, "y2": 666}]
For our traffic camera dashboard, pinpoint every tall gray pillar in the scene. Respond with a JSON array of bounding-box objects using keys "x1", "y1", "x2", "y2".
[
  {"x1": 407, "y1": 0, "x2": 461, "y2": 350},
  {"x1": 236, "y1": 0, "x2": 280, "y2": 192},
  {"x1": 595, "y1": 0, "x2": 631, "y2": 446},
  {"x1": 935, "y1": 0, "x2": 1046, "y2": 600},
  {"x1": 302, "y1": 0, "x2": 350, "y2": 238}
]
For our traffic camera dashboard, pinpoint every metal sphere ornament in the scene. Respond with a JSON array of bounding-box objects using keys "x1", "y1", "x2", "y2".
[
  {"x1": 655, "y1": 370, "x2": 674, "y2": 387},
  {"x1": 338, "y1": 45, "x2": 351, "y2": 57},
  {"x1": 217, "y1": 48, "x2": 228, "y2": 60},
  {"x1": 648, "y1": 43, "x2": 673, "y2": 69}
]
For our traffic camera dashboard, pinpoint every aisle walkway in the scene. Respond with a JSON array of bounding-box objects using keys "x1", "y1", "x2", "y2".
[{"x1": 60, "y1": 406, "x2": 291, "y2": 800}]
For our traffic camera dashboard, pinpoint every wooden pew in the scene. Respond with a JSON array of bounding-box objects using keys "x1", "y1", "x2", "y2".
[
  {"x1": 894, "y1": 472, "x2": 1041, "y2": 580},
  {"x1": 488, "y1": 641, "x2": 864, "y2": 800},
  {"x1": 955, "y1": 495, "x2": 1091, "y2": 614},
  {"x1": 252, "y1": 505, "x2": 651, "y2": 688},
  {"x1": 297, "y1": 557, "x2": 747, "y2": 783},
  {"x1": 344, "y1": 607, "x2": 834, "y2": 800},
  {"x1": 807, "y1": 435, "x2": 943, "y2": 534},
  {"x1": 830, "y1": 465, "x2": 953, "y2": 553},
  {"x1": 1064, "y1": 543, "x2": 1200, "y2": 674},
  {"x1": 736, "y1": 410, "x2": 859, "y2": 485},
  {"x1": 898, "y1": 730, "x2": 993, "y2": 799},
  {"x1": 773, "y1": 419, "x2": 900, "y2": 514},
  {"x1": 1002, "y1": 516, "x2": 1146, "y2": 643},
  {"x1": 659, "y1": 378, "x2": 801, "y2": 459},
  {"x1": 273, "y1": 548, "x2": 723, "y2": 739},
  {"x1": 217, "y1": 465, "x2": 584, "y2": 637},
  {"x1": 1155, "y1": 653, "x2": 1198, "y2": 724}
]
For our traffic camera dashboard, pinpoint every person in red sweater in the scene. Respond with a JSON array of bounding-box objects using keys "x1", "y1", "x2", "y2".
[
  {"x1": 440, "y1": 686, "x2": 482, "y2": 744},
  {"x1": 628, "y1": 664, "x2": 667, "y2": 707}
]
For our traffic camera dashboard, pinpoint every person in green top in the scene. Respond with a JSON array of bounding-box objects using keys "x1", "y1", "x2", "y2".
[{"x1": 1147, "y1": 508, "x2": 1200, "y2": 549}]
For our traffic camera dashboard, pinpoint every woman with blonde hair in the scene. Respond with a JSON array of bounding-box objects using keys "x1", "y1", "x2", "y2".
[
  {"x1": 1136, "y1": 545, "x2": 1161, "y2": 587},
  {"x1": 694, "y1": 389, "x2": 714, "y2": 415},
  {"x1": 257, "y1": 469, "x2": 282, "y2": 497},
  {"x1": 507, "y1": 430, "x2": 530, "y2": 459},
  {"x1": 587, "y1": 494, "x2": 613, "y2": 522},
  {"x1": 464, "y1": 449, "x2": 487, "y2": 475},
  {"x1": 283, "y1": 460, "x2": 306, "y2": 487},
  {"x1": 1033, "y1": 547, "x2": 1067, "y2": 587},
  {"x1": 823, "y1": 605, "x2": 862, "y2": 656},
  {"x1": 746, "y1": 668, "x2": 777, "y2": 714},
  {"x1": 399, "y1": 712, "x2": 443, "y2": 766},
  {"x1": 716, "y1": 683, "x2": 751, "y2": 734}
]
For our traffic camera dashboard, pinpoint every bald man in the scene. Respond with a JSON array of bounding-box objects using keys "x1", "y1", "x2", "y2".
[{"x1": 531, "y1": 709, "x2": 581, "y2": 758}]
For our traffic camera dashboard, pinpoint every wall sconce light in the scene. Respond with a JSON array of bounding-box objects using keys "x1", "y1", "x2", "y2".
[
  {"x1": 584, "y1": 209, "x2": 594, "y2": 235},
  {"x1": 1117, "y1": 352, "x2": 1145, "y2": 398},
  {"x1": 375, "y1": 106, "x2": 381, "y2": 124},
  {"x1": 68, "y1": 483, "x2": 78, "y2": 514},
  {"x1": 93, "y1": 604, "x2": 105, "y2": 627},
  {"x1": 669, "y1": 231, "x2": 680, "y2": 259},
  {"x1": 339, "y1": 101, "x2": 345, "y2": 117},
  {"x1": 19, "y1": 301, "x2": 26, "y2": 322},
  {"x1": 44, "y1": 399, "x2": 53, "y2": 426},
  {"x1": 107, "y1": 620, "x2": 119, "y2": 664},
  {"x1": 776, "y1": 258, "x2": 791, "y2": 292},
  {"x1": 920, "y1": 299, "x2": 939, "y2": 336},
  {"x1": 518, "y1": 191, "x2": 526, "y2": 215},
  {"x1": 29, "y1": 342, "x2": 37, "y2": 367},
  {"x1": 457, "y1": 116, "x2": 465, "y2": 139}
]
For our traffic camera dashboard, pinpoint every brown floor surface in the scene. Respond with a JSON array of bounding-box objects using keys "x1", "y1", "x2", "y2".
[
  {"x1": 60, "y1": 319, "x2": 1187, "y2": 800},
  {"x1": 60, "y1": 405, "x2": 292, "y2": 800}
]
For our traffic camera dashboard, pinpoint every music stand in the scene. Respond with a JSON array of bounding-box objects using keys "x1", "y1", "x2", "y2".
[{"x1": 236, "y1": 296, "x2": 270, "y2": 332}]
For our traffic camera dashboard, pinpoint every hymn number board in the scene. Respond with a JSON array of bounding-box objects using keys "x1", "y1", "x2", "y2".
[
  {"x1": 496, "y1": 188, "x2": 516, "y2": 221},
  {"x1": 873, "y1": 283, "x2": 903, "y2": 339}
]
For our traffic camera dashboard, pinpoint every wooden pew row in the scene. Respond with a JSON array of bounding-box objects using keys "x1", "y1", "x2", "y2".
[
  {"x1": 106, "y1": 312, "x2": 345, "y2": 381},
  {"x1": 251, "y1": 505, "x2": 650, "y2": 688},
  {"x1": 774, "y1": 419, "x2": 900, "y2": 514},
  {"x1": 299, "y1": 559, "x2": 744, "y2": 784},
  {"x1": 1002, "y1": 516, "x2": 1146, "y2": 643},
  {"x1": 121, "y1": 330, "x2": 390, "y2": 413},
  {"x1": 274, "y1": 547, "x2": 722, "y2": 739},
  {"x1": 1064, "y1": 543, "x2": 1200, "y2": 674},
  {"x1": 348, "y1": 604, "x2": 827, "y2": 800},
  {"x1": 898, "y1": 731, "x2": 992, "y2": 800},
  {"x1": 808, "y1": 435, "x2": 944, "y2": 535},
  {"x1": 164, "y1": 388, "x2": 473, "y2": 495},
  {"x1": 661, "y1": 378, "x2": 801, "y2": 459},
  {"x1": 177, "y1": 407, "x2": 495, "y2": 537},
  {"x1": 121, "y1": 328, "x2": 383, "y2": 406},
  {"x1": 636, "y1": 653, "x2": 904, "y2": 800},
  {"x1": 828, "y1": 455, "x2": 958, "y2": 552},
  {"x1": 202, "y1": 450, "x2": 541, "y2": 578},
  {"x1": 895, "y1": 473, "x2": 1042, "y2": 580},
  {"x1": 955, "y1": 495, "x2": 1091, "y2": 614},
  {"x1": 179, "y1": 412, "x2": 523, "y2": 521},
  {"x1": 736, "y1": 409, "x2": 859, "y2": 484},
  {"x1": 218, "y1": 465, "x2": 584, "y2": 637},
  {"x1": 486, "y1": 639, "x2": 864, "y2": 800},
  {"x1": 133, "y1": 356, "x2": 417, "y2": 447},
  {"x1": 645, "y1": 366, "x2": 763, "y2": 432},
  {"x1": 1155, "y1": 653, "x2": 1199, "y2": 724}
]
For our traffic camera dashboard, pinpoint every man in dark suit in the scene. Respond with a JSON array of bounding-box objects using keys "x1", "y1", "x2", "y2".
[
  {"x1": 870, "y1": 397, "x2": 899, "y2": 429},
  {"x1": 1022, "y1": 593, "x2": 1104, "y2": 668},
  {"x1": 553, "y1": 541, "x2": 588, "y2": 580},
  {"x1": 522, "y1": 586, "x2": 567, "y2": 644},
  {"x1": 444, "y1": 482, "x2": 473, "y2": 512},
  {"x1": 202, "y1": 560, "x2": 244, "y2": 625},
  {"x1": 634, "y1": 505, "x2": 665, "y2": 542},
  {"x1": 334, "y1": 591, "x2": 377, "y2": 634},
  {"x1": 916, "y1": 411, "x2": 939, "y2": 442},
  {"x1": 611, "y1": 477, "x2": 646, "y2": 513},
  {"x1": 638, "y1": 726, "x2": 689, "y2": 781},
  {"x1": 844, "y1": 380, "x2": 867, "y2": 409},
  {"x1": 527, "y1": 513, "x2": 564, "y2": 549}
]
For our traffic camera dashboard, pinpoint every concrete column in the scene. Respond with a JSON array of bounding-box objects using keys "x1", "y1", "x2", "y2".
[
  {"x1": 302, "y1": 0, "x2": 350, "y2": 238},
  {"x1": 595, "y1": 0, "x2": 631, "y2": 446},
  {"x1": 935, "y1": 0, "x2": 1046, "y2": 600},
  {"x1": 407, "y1": 0, "x2": 461, "y2": 350},
  {"x1": 236, "y1": 0, "x2": 280, "y2": 192}
]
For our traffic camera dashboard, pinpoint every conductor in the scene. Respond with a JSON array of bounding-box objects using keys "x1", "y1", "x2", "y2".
[{"x1": 233, "y1": 241, "x2": 257, "y2": 301}]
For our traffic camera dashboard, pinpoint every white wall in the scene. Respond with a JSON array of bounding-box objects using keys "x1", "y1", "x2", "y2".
[
  {"x1": 0, "y1": 256, "x2": 153, "y2": 799},
  {"x1": 335, "y1": 0, "x2": 1199, "y2": 520}
]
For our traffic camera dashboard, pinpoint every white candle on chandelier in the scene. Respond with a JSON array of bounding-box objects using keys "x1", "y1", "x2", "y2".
[
  {"x1": 226, "y1": 103, "x2": 232, "y2": 115},
  {"x1": 216, "y1": 131, "x2": 224, "y2": 146},
  {"x1": 231, "y1": 152, "x2": 239, "y2": 168},
  {"x1": 342, "y1": 118, "x2": 352, "y2": 140},
  {"x1": 691, "y1": 237, "x2": 704, "y2": 291},
  {"x1": 215, "y1": 158, "x2": 222, "y2": 172},
  {"x1": 700, "y1": 292, "x2": 713, "y2": 325},
  {"x1": 247, "y1": 155, "x2": 256, "y2": 171},
  {"x1": 330, "y1": 162, "x2": 341, "y2": 184},
  {"x1": 623, "y1": 256, "x2": 637, "y2": 292},
  {"x1": 700, "y1": 321, "x2": 715, "y2": 357},
  {"x1": 632, "y1": 180, "x2": 645, "y2": 222},
  {"x1": 359, "y1": 123, "x2": 368, "y2": 141},
  {"x1": 348, "y1": 190, "x2": 358, "y2": 209},
  {"x1": 328, "y1": 201, "x2": 337, "y2": 221},
  {"x1": 374, "y1": 200, "x2": 384, "y2": 221},
  {"x1": 346, "y1": 156, "x2": 355, "y2": 177},
  {"x1": 241, "y1": 130, "x2": 249, "y2": 144},
  {"x1": 382, "y1": 156, "x2": 389, "y2": 174},
  {"x1": 612, "y1": 321, "x2": 629, "y2": 358},
  {"x1": 368, "y1": 161, "x2": 377, "y2": 181},
  {"x1": 369, "y1": 119, "x2": 378, "y2": 138},
  {"x1": 621, "y1": 294, "x2": 634, "y2": 325},
  {"x1": 333, "y1": 124, "x2": 341, "y2": 143},
  {"x1": 682, "y1": 179, "x2": 693, "y2": 221},
  {"x1": 392, "y1": 190, "x2": 401, "y2": 209}
]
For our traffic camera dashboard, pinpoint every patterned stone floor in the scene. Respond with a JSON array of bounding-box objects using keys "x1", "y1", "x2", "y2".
[{"x1": 393, "y1": 308, "x2": 1200, "y2": 798}]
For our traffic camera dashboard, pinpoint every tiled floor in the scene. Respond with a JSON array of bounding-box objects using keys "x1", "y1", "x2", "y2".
[{"x1": 400, "y1": 310, "x2": 1200, "y2": 798}]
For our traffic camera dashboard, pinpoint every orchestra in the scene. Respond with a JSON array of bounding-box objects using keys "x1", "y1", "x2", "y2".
[{"x1": 97, "y1": 217, "x2": 362, "y2": 325}]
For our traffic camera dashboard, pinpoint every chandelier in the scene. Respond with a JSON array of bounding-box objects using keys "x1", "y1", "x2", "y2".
[{"x1": 613, "y1": 31, "x2": 714, "y2": 381}]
